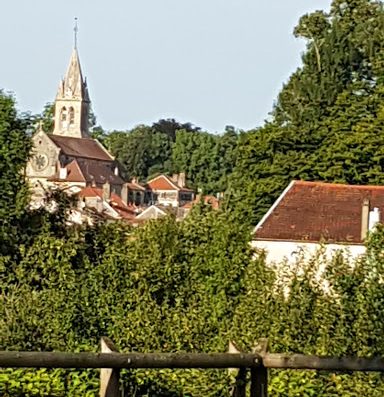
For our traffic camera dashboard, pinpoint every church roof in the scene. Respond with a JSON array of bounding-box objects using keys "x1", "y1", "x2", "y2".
[
  {"x1": 49, "y1": 135, "x2": 113, "y2": 161},
  {"x1": 76, "y1": 160, "x2": 125, "y2": 185},
  {"x1": 48, "y1": 158, "x2": 124, "y2": 186}
]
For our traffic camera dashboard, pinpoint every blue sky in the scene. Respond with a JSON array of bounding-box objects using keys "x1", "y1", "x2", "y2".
[{"x1": 1, "y1": 0, "x2": 331, "y2": 133}]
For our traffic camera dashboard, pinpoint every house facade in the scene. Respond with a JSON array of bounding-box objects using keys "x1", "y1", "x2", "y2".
[
  {"x1": 252, "y1": 181, "x2": 384, "y2": 263},
  {"x1": 145, "y1": 174, "x2": 194, "y2": 208}
]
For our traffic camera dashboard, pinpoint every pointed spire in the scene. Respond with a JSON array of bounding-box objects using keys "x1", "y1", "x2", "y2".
[{"x1": 56, "y1": 48, "x2": 89, "y2": 101}]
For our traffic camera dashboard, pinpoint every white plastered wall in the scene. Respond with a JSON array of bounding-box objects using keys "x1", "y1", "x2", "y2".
[{"x1": 251, "y1": 240, "x2": 366, "y2": 265}]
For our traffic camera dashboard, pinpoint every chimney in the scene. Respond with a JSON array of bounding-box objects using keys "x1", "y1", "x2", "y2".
[
  {"x1": 178, "y1": 172, "x2": 186, "y2": 188},
  {"x1": 361, "y1": 198, "x2": 370, "y2": 241},
  {"x1": 131, "y1": 177, "x2": 137, "y2": 184},
  {"x1": 59, "y1": 166, "x2": 67, "y2": 180},
  {"x1": 96, "y1": 197, "x2": 103, "y2": 213},
  {"x1": 121, "y1": 183, "x2": 128, "y2": 205},
  {"x1": 103, "y1": 182, "x2": 111, "y2": 201},
  {"x1": 369, "y1": 207, "x2": 380, "y2": 231}
]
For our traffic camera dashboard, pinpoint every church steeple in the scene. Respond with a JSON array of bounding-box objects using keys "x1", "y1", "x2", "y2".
[{"x1": 53, "y1": 47, "x2": 90, "y2": 138}]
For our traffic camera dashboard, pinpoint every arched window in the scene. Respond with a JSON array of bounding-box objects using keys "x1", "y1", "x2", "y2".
[
  {"x1": 60, "y1": 107, "x2": 67, "y2": 129},
  {"x1": 69, "y1": 107, "x2": 75, "y2": 126},
  {"x1": 60, "y1": 107, "x2": 67, "y2": 121}
]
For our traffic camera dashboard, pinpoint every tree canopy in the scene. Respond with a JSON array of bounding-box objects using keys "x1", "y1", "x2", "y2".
[{"x1": 0, "y1": 91, "x2": 32, "y2": 257}]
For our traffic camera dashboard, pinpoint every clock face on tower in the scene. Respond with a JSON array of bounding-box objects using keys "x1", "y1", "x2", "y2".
[{"x1": 32, "y1": 153, "x2": 49, "y2": 172}]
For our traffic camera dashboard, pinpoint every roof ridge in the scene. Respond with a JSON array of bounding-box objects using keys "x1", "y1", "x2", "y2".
[{"x1": 294, "y1": 180, "x2": 384, "y2": 190}]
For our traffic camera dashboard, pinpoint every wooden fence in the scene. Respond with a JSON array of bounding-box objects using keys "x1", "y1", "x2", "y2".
[{"x1": 1, "y1": 337, "x2": 384, "y2": 397}]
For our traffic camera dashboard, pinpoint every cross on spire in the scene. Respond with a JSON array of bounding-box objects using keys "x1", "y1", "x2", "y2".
[{"x1": 74, "y1": 17, "x2": 78, "y2": 49}]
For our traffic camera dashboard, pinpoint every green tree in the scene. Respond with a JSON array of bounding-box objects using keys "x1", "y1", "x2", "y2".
[
  {"x1": 0, "y1": 208, "x2": 252, "y2": 396},
  {"x1": 0, "y1": 91, "x2": 32, "y2": 256},
  {"x1": 229, "y1": 0, "x2": 384, "y2": 225},
  {"x1": 152, "y1": 118, "x2": 200, "y2": 141},
  {"x1": 105, "y1": 125, "x2": 173, "y2": 180},
  {"x1": 172, "y1": 128, "x2": 238, "y2": 193}
]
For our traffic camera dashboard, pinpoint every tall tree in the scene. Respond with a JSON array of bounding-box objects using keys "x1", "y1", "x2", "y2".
[
  {"x1": 0, "y1": 91, "x2": 32, "y2": 256},
  {"x1": 152, "y1": 118, "x2": 200, "y2": 141},
  {"x1": 104, "y1": 120, "x2": 202, "y2": 182},
  {"x1": 229, "y1": 0, "x2": 384, "y2": 225},
  {"x1": 105, "y1": 125, "x2": 173, "y2": 180},
  {"x1": 172, "y1": 129, "x2": 238, "y2": 193}
]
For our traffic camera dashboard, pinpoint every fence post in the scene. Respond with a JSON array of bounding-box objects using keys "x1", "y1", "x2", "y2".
[
  {"x1": 250, "y1": 339, "x2": 269, "y2": 397},
  {"x1": 228, "y1": 341, "x2": 248, "y2": 397},
  {"x1": 100, "y1": 337, "x2": 120, "y2": 397}
]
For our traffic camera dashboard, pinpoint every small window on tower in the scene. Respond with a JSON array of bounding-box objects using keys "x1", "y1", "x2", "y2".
[
  {"x1": 69, "y1": 107, "x2": 75, "y2": 126},
  {"x1": 60, "y1": 107, "x2": 68, "y2": 130},
  {"x1": 60, "y1": 107, "x2": 67, "y2": 121}
]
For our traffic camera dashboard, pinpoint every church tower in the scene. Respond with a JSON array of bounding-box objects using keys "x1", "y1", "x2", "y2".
[{"x1": 53, "y1": 48, "x2": 90, "y2": 138}]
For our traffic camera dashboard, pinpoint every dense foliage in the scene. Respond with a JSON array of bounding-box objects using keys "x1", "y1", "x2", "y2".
[
  {"x1": 0, "y1": 91, "x2": 32, "y2": 257},
  {"x1": 3, "y1": 205, "x2": 384, "y2": 395},
  {"x1": 0, "y1": 207, "x2": 251, "y2": 396}
]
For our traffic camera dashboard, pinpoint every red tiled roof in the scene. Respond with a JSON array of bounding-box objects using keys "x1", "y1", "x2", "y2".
[
  {"x1": 127, "y1": 181, "x2": 146, "y2": 191},
  {"x1": 182, "y1": 195, "x2": 220, "y2": 209},
  {"x1": 65, "y1": 160, "x2": 86, "y2": 182},
  {"x1": 146, "y1": 175, "x2": 193, "y2": 192},
  {"x1": 48, "y1": 159, "x2": 86, "y2": 183},
  {"x1": 109, "y1": 194, "x2": 137, "y2": 220},
  {"x1": 146, "y1": 175, "x2": 179, "y2": 191},
  {"x1": 49, "y1": 135, "x2": 113, "y2": 161},
  {"x1": 78, "y1": 186, "x2": 102, "y2": 198},
  {"x1": 254, "y1": 180, "x2": 384, "y2": 244}
]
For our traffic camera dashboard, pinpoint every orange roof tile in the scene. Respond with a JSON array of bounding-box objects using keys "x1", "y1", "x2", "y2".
[
  {"x1": 65, "y1": 160, "x2": 86, "y2": 182},
  {"x1": 181, "y1": 195, "x2": 220, "y2": 209},
  {"x1": 146, "y1": 175, "x2": 179, "y2": 190},
  {"x1": 78, "y1": 186, "x2": 102, "y2": 198},
  {"x1": 254, "y1": 180, "x2": 384, "y2": 244},
  {"x1": 146, "y1": 175, "x2": 193, "y2": 192},
  {"x1": 127, "y1": 181, "x2": 146, "y2": 191}
]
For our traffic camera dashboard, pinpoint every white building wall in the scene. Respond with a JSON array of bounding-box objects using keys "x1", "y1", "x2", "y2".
[
  {"x1": 155, "y1": 190, "x2": 179, "y2": 207},
  {"x1": 251, "y1": 240, "x2": 366, "y2": 265}
]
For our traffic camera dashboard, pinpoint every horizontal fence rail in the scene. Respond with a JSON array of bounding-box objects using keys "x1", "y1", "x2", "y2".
[
  {"x1": 264, "y1": 354, "x2": 384, "y2": 372},
  {"x1": 1, "y1": 351, "x2": 384, "y2": 372},
  {"x1": 0, "y1": 352, "x2": 261, "y2": 369}
]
